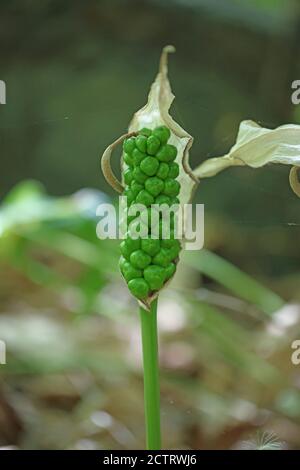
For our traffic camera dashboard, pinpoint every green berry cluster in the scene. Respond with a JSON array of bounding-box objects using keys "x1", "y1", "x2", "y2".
[{"x1": 119, "y1": 125, "x2": 181, "y2": 300}]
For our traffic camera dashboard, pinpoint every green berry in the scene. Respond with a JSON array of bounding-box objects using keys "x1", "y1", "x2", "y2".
[
  {"x1": 130, "y1": 250, "x2": 151, "y2": 269},
  {"x1": 140, "y1": 156, "x2": 159, "y2": 176},
  {"x1": 120, "y1": 240, "x2": 131, "y2": 260},
  {"x1": 128, "y1": 278, "x2": 149, "y2": 299},
  {"x1": 152, "y1": 248, "x2": 171, "y2": 267},
  {"x1": 120, "y1": 125, "x2": 178, "y2": 300},
  {"x1": 168, "y1": 242, "x2": 181, "y2": 260},
  {"x1": 119, "y1": 256, "x2": 127, "y2": 274},
  {"x1": 153, "y1": 125, "x2": 171, "y2": 144},
  {"x1": 132, "y1": 148, "x2": 146, "y2": 166},
  {"x1": 155, "y1": 194, "x2": 171, "y2": 206},
  {"x1": 131, "y1": 181, "x2": 144, "y2": 197},
  {"x1": 123, "y1": 137, "x2": 136, "y2": 155},
  {"x1": 156, "y1": 162, "x2": 169, "y2": 179},
  {"x1": 139, "y1": 127, "x2": 152, "y2": 137},
  {"x1": 163, "y1": 178, "x2": 180, "y2": 197},
  {"x1": 156, "y1": 144, "x2": 177, "y2": 163},
  {"x1": 119, "y1": 258, "x2": 142, "y2": 282},
  {"x1": 164, "y1": 262, "x2": 176, "y2": 280},
  {"x1": 125, "y1": 236, "x2": 141, "y2": 252},
  {"x1": 124, "y1": 153, "x2": 134, "y2": 167},
  {"x1": 161, "y1": 238, "x2": 180, "y2": 249},
  {"x1": 124, "y1": 188, "x2": 135, "y2": 205},
  {"x1": 133, "y1": 167, "x2": 148, "y2": 184},
  {"x1": 136, "y1": 189, "x2": 154, "y2": 207},
  {"x1": 144, "y1": 265, "x2": 166, "y2": 290},
  {"x1": 135, "y1": 135, "x2": 147, "y2": 153},
  {"x1": 145, "y1": 177, "x2": 164, "y2": 197},
  {"x1": 168, "y1": 162, "x2": 179, "y2": 179},
  {"x1": 147, "y1": 135, "x2": 161, "y2": 155},
  {"x1": 124, "y1": 169, "x2": 133, "y2": 185},
  {"x1": 169, "y1": 197, "x2": 180, "y2": 206},
  {"x1": 141, "y1": 238, "x2": 161, "y2": 256}
]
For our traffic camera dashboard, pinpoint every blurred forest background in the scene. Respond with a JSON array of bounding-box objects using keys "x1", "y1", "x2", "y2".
[{"x1": 1, "y1": 0, "x2": 300, "y2": 450}]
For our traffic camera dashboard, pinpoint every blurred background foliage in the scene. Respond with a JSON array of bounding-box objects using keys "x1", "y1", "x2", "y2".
[{"x1": 0, "y1": 0, "x2": 300, "y2": 450}]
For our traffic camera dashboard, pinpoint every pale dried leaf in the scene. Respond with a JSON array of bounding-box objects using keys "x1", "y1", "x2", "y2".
[{"x1": 194, "y1": 120, "x2": 300, "y2": 196}]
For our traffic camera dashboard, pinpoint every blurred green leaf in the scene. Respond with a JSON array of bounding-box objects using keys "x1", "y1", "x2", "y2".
[{"x1": 184, "y1": 249, "x2": 284, "y2": 314}]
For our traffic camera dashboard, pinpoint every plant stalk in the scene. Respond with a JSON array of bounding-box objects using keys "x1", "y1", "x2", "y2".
[{"x1": 139, "y1": 298, "x2": 161, "y2": 450}]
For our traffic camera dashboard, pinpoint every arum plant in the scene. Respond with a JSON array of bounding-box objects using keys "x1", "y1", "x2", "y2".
[{"x1": 101, "y1": 46, "x2": 300, "y2": 450}]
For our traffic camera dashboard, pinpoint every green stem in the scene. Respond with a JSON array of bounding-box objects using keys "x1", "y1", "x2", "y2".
[{"x1": 139, "y1": 298, "x2": 161, "y2": 450}]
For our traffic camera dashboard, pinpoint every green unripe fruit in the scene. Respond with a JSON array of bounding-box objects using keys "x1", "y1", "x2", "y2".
[
  {"x1": 119, "y1": 256, "x2": 127, "y2": 274},
  {"x1": 144, "y1": 265, "x2": 166, "y2": 291},
  {"x1": 136, "y1": 189, "x2": 154, "y2": 207},
  {"x1": 169, "y1": 197, "x2": 180, "y2": 205},
  {"x1": 164, "y1": 262, "x2": 176, "y2": 280},
  {"x1": 131, "y1": 181, "x2": 144, "y2": 197},
  {"x1": 153, "y1": 125, "x2": 171, "y2": 144},
  {"x1": 124, "y1": 169, "x2": 134, "y2": 185},
  {"x1": 133, "y1": 167, "x2": 148, "y2": 184},
  {"x1": 135, "y1": 135, "x2": 147, "y2": 153},
  {"x1": 141, "y1": 238, "x2": 161, "y2": 256},
  {"x1": 120, "y1": 125, "x2": 179, "y2": 300},
  {"x1": 124, "y1": 236, "x2": 141, "y2": 252},
  {"x1": 168, "y1": 242, "x2": 181, "y2": 260},
  {"x1": 119, "y1": 257, "x2": 143, "y2": 282},
  {"x1": 139, "y1": 127, "x2": 152, "y2": 137},
  {"x1": 123, "y1": 137, "x2": 136, "y2": 155},
  {"x1": 156, "y1": 144, "x2": 177, "y2": 162},
  {"x1": 124, "y1": 188, "x2": 135, "y2": 205},
  {"x1": 120, "y1": 240, "x2": 131, "y2": 260},
  {"x1": 161, "y1": 238, "x2": 180, "y2": 250},
  {"x1": 152, "y1": 248, "x2": 171, "y2": 267},
  {"x1": 130, "y1": 250, "x2": 151, "y2": 269},
  {"x1": 163, "y1": 178, "x2": 180, "y2": 197},
  {"x1": 155, "y1": 194, "x2": 171, "y2": 205},
  {"x1": 124, "y1": 153, "x2": 134, "y2": 167},
  {"x1": 168, "y1": 162, "x2": 179, "y2": 179},
  {"x1": 133, "y1": 148, "x2": 146, "y2": 166},
  {"x1": 156, "y1": 162, "x2": 169, "y2": 179},
  {"x1": 147, "y1": 135, "x2": 161, "y2": 155},
  {"x1": 145, "y1": 177, "x2": 164, "y2": 197},
  {"x1": 128, "y1": 278, "x2": 150, "y2": 299},
  {"x1": 140, "y1": 156, "x2": 159, "y2": 176}
]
